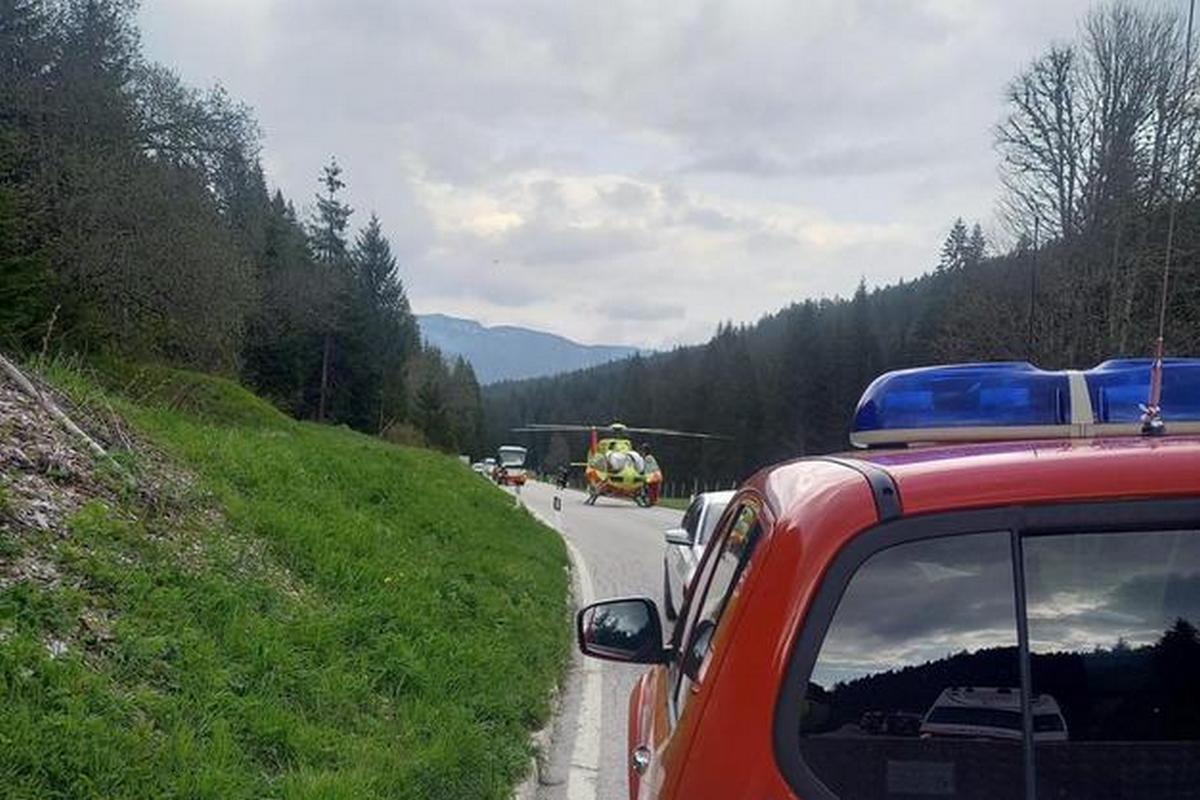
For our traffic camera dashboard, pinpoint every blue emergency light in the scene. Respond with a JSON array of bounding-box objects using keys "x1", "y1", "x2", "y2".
[
  {"x1": 851, "y1": 359, "x2": 1200, "y2": 447},
  {"x1": 1085, "y1": 359, "x2": 1200, "y2": 423}
]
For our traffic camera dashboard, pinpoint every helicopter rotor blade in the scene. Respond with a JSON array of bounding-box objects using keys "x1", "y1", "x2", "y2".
[
  {"x1": 511, "y1": 424, "x2": 595, "y2": 433},
  {"x1": 512, "y1": 422, "x2": 730, "y2": 440},
  {"x1": 619, "y1": 426, "x2": 731, "y2": 440}
]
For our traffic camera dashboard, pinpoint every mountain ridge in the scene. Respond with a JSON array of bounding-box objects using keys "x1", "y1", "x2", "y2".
[{"x1": 417, "y1": 313, "x2": 643, "y2": 384}]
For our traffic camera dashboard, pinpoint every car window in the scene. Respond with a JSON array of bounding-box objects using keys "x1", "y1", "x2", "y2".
[
  {"x1": 792, "y1": 522, "x2": 1200, "y2": 800},
  {"x1": 1024, "y1": 529, "x2": 1200, "y2": 799},
  {"x1": 799, "y1": 531, "x2": 1023, "y2": 799},
  {"x1": 673, "y1": 504, "x2": 761, "y2": 717},
  {"x1": 681, "y1": 499, "x2": 703, "y2": 538},
  {"x1": 697, "y1": 500, "x2": 728, "y2": 545}
]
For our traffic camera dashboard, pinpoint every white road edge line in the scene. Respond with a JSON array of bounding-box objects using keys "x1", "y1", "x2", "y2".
[
  {"x1": 522, "y1": 487, "x2": 602, "y2": 800},
  {"x1": 561, "y1": 536, "x2": 602, "y2": 800}
]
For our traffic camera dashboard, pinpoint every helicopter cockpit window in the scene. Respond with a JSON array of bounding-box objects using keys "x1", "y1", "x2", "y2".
[
  {"x1": 628, "y1": 452, "x2": 645, "y2": 473},
  {"x1": 606, "y1": 451, "x2": 629, "y2": 472}
]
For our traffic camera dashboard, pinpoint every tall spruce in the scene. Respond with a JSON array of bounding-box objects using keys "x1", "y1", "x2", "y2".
[
  {"x1": 349, "y1": 214, "x2": 418, "y2": 432},
  {"x1": 967, "y1": 223, "x2": 988, "y2": 265},
  {"x1": 938, "y1": 218, "x2": 971, "y2": 272},
  {"x1": 308, "y1": 158, "x2": 353, "y2": 422}
]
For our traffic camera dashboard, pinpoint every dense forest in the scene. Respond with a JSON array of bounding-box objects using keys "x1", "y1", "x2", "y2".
[
  {"x1": 0, "y1": 0, "x2": 485, "y2": 454},
  {"x1": 485, "y1": 2, "x2": 1200, "y2": 486}
]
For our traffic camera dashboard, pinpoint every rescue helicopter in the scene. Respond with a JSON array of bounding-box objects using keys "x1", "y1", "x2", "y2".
[{"x1": 512, "y1": 421, "x2": 725, "y2": 507}]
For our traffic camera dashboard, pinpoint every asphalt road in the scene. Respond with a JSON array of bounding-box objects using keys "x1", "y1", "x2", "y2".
[{"x1": 515, "y1": 480, "x2": 682, "y2": 800}]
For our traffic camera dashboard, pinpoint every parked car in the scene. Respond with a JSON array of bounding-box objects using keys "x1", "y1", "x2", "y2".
[
  {"x1": 858, "y1": 709, "x2": 922, "y2": 737},
  {"x1": 575, "y1": 360, "x2": 1200, "y2": 800},
  {"x1": 662, "y1": 491, "x2": 735, "y2": 620},
  {"x1": 921, "y1": 686, "x2": 1068, "y2": 742}
]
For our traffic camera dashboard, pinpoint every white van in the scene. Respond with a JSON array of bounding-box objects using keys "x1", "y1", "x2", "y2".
[{"x1": 920, "y1": 687, "x2": 1068, "y2": 742}]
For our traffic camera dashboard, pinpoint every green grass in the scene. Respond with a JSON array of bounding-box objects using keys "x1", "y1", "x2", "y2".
[
  {"x1": 0, "y1": 362, "x2": 570, "y2": 799},
  {"x1": 656, "y1": 496, "x2": 693, "y2": 511}
]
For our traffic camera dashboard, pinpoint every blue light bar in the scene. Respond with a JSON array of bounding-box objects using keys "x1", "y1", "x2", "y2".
[
  {"x1": 851, "y1": 359, "x2": 1200, "y2": 447},
  {"x1": 1086, "y1": 359, "x2": 1200, "y2": 424},
  {"x1": 854, "y1": 362, "x2": 1069, "y2": 432}
]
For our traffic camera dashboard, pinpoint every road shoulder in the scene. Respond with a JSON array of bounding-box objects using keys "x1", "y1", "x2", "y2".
[{"x1": 514, "y1": 488, "x2": 602, "y2": 800}]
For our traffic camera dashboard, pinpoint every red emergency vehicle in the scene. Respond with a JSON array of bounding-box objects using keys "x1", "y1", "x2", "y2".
[{"x1": 577, "y1": 360, "x2": 1200, "y2": 800}]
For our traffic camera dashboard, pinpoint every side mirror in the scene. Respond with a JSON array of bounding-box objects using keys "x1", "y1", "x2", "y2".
[
  {"x1": 664, "y1": 527, "x2": 692, "y2": 546},
  {"x1": 577, "y1": 597, "x2": 670, "y2": 664}
]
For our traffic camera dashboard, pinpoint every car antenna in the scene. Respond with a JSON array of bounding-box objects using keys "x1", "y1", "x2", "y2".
[
  {"x1": 1142, "y1": 0, "x2": 1196, "y2": 437},
  {"x1": 1025, "y1": 216, "x2": 1038, "y2": 361}
]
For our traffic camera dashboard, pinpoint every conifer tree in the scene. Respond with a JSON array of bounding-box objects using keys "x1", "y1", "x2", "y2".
[
  {"x1": 310, "y1": 159, "x2": 352, "y2": 264},
  {"x1": 967, "y1": 223, "x2": 988, "y2": 266},
  {"x1": 938, "y1": 218, "x2": 970, "y2": 272},
  {"x1": 308, "y1": 158, "x2": 354, "y2": 422},
  {"x1": 0, "y1": 2, "x2": 487, "y2": 447},
  {"x1": 349, "y1": 214, "x2": 418, "y2": 431}
]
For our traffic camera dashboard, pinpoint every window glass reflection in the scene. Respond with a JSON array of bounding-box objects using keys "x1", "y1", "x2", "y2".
[
  {"x1": 801, "y1": 531, "x2": 1023, "y2": 799},
  {"x1": 584, "y1": 600, "x2": 654, "y2": 659},
  {"x1": 1024, "y1": 530, "x2": 1200, "y2": 799}
]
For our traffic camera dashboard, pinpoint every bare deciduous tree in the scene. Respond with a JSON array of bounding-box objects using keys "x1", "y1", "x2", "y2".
[{"x1": 998, "y1": 45, "x2": 1085, "y2": 240}]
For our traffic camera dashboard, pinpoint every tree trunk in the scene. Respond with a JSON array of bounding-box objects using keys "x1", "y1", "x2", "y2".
[
  {"x1": 318, "y1": 333, "x2": 332, "y2": 422},
  {"x1": 1106, "y1": 218, "x2": 1125, "y2": 349}
]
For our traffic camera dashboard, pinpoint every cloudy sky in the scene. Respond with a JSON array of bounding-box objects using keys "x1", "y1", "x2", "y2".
[
  {"x1": 139, "y1": 0, "x2": 1096, "y2": 349},
  {"x1": 812, "y1": 529, "x2": 1200, "y2": 688}
]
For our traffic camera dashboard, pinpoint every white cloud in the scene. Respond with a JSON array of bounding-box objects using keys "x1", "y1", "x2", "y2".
[{"x1": 137, "y1": 0, "x2": 1095, "y2": 347}]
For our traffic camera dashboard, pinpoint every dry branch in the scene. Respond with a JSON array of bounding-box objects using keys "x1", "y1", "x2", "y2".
[{"x1": 0, "y1": 352, "x2": 111, "y2": 463}]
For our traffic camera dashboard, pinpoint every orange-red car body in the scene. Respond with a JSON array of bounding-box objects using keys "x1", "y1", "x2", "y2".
[{"x1": 624, "y1": 436, "x2": 1200, "y2": 800}]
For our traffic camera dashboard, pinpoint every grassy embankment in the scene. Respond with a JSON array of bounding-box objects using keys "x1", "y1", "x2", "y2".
[{"x1": 0, "y1": 361, "x2": 569, "y2": 799}]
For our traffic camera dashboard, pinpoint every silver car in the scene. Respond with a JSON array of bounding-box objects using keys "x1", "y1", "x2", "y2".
[{"x1": 662, "y1": 490, "x2": 736, "y2": 620}]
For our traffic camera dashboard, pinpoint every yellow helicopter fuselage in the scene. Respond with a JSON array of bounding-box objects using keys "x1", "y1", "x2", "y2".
[{"x1": 583, "y1": 437, "x2": 662, "y2": 506}]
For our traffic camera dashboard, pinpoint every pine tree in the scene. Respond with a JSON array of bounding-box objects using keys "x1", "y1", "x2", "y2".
[
  {"x1": 938, "y1": 218, "x2": 970, "y2": 272},
  {"x1": 446, "y1": 357, "x2": 485, "y2": 454},
  {"x1": 241, "y1": 189, "x2": 320, "y2": 411},
  {"x1": 412, "y1": 347, "x2": 454, "y2": 450},
  {"x1": 349, "y1": 214, "x2": 418, "y2": 431},
  {"x1": 354, "y1": 214, "x2": 405, "y2": 314},
  {"x1": 0, "y1": 183, "x2": 52, "y2": 349},
  {"x1": 307, "y1": 158, "x2": 354, "y2": 422},
  {"x1": 966, "y1": 223, "x2": 987, "y2": 266},
  {"x1": 310, "y1": 158, "x2": 353, "y2": 263}
]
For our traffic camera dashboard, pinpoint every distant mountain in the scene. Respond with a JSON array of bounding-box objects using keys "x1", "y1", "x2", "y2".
[{"x1": 416, "y1": 314, "x2": 642, "y2": 384}]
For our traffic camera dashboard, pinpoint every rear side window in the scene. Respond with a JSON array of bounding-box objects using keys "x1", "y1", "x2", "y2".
[
  {"x1": 800, "y1": 531, "x2": 1023, "y2": 799},
  {"x1": 789, "y1": 516, "x2": 1200, "y2": 800},
  {"x1": 1025, "y1": 530, "x2": 1200, "y2": 797}
]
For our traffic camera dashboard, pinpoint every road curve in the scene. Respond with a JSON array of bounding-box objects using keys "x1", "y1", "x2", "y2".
[{"x1": 517, "y1": 480, "x2": 682, "y2": 800}]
